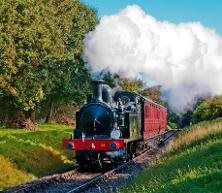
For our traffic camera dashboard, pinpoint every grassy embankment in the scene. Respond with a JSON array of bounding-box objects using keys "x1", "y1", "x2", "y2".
[
  {"x1": 0, "y1": 124, "x2": 74, "y2": 190},
  {"x1": 120, "y1": 118, "x2": 222, "y2": 193}
]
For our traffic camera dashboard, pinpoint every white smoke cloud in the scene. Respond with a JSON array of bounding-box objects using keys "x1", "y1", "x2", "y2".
[{"x1": 83, "y1": 5, "x2": 222, "y2": 114}]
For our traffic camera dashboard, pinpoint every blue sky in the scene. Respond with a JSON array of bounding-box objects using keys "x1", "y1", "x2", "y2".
[{"x1": 81, "y1": 0, "x2": 222, "y2": 35}]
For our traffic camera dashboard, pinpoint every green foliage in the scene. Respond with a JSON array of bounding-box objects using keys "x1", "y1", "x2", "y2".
[
  {"x1": 0, "y1": 155, "x2": 33, "y2": 190},
  {"x1": 0, "y1": 0, "x2": 97, "y2": 122},
  {"x1": 103, "y1": 73, "x2": 144, "y2": 93},
  {"x1": 119, "y1": 78, "x2": 144, "y2": 93},
  {"x1": 180, "y1": 110, "x2": 193, "y2": 127},
  {"x1": 45, "y1": 58, "x2": 92, "y2": 105},
  {"x1": 193, "y1": 96, "x2": 222, "y2": 123},
  {"x1": 140, "y1": 85, "x2": 167, "y2": 107},
  {"x1": 0, "y1": 123, "x2": 74, "y2": 190},
  {"x1": 167, "y1": 96, "x2": 222, "y2": 128},
  {"x1": 120, "y1": 119, "x2": 222, "y2": 193},
  {"x1": 168, "y1": 111, "x2": 180, "y2": 128},
  {"x1": 167, "y1": 121, "x2": 177, "y2": 129}
]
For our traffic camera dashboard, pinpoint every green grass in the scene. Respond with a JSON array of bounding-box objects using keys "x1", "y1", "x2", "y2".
[
  {"x1": 0, "y1": 123, "x2": 74, "y2": 190},
  {"x1": 120, "y1": 119, "x2": 222, "y2": 193}
]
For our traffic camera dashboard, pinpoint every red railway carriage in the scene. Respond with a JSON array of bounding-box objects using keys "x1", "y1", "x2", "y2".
[
  {"x1": 62, "y1": 80, "x2": 167, "y2": 168},
  {"x1": 143, "y1": 99, "x2": 167, "y2": 139}
]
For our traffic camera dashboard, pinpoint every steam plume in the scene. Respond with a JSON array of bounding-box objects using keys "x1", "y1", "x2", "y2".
[{"x1": 83, "y1": 5, "x2": 222, "y2": 114}]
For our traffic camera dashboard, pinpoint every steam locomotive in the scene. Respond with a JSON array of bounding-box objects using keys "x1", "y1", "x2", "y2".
[{"x1": 62, "y1": 80, "x2": 167, "y2": 168}]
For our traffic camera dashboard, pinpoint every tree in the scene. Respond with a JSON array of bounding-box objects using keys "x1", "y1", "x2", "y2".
[
  {"x1": 103, "y1": 73, "x2": 144, "y2": 93},
  {"x1": 43, "y1": 58, "x2": 93, "y2": 123},
  {"x1": 119, "y1": 78, "x2": 144, "y2": 93},
  {"x1": 192, "y1": 96, "x2": 222, "y2": 123},
  {"x1": 140, "y1": 85, "x2": 167, "y2": 106},
  {"x1": 167, "y1": 111, "x2": 180, "y2": 128},
  {"x1": 0, "y1": 0, "x2": 97, "y2": 127}
]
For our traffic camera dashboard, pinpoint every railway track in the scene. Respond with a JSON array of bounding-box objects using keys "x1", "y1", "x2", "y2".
[
  {"x1": 3, "y1": 129, "x2": 180, "y2": 193},
  {"x1": 3, "y1": 166, "x2": 102, "y2": 193}
]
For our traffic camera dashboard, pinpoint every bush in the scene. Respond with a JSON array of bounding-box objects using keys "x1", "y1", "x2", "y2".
[{"x1": 193, "y1": 96, "x2": 222, "y2": 123}]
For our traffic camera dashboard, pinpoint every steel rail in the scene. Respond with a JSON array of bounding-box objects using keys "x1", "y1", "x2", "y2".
[
  {"x1": 3, "y1": 166, "x2": 79, "y2": 193},
  {"x1": 3, "y1": 129, "x2": 180, "y2": 193},
  {"x1": 65, "y1": 129, "x2": 181, "y2": 193}
]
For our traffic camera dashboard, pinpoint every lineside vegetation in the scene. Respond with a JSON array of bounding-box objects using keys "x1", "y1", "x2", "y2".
[
  {"x1": 0, "y1": 123, "x2": 73, "y2": 190},
  {"x1": 120, "y1": 118, "x2": 222, "y2": 193}
]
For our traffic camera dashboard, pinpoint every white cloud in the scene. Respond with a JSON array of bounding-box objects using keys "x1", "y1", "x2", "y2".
[{"x1": 83, "y1": 5, "x2": 222, "y2": 114}]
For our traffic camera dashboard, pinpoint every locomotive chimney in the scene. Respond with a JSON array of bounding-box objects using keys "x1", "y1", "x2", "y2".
[
  {"x1": 92, "y1": 80, "x2": 104, "y2": 102},
  {"x1": 92, "y1": 80, "x2": 112, "y2": 103}
]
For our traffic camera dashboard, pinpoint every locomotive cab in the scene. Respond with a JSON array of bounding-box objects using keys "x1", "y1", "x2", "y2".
[{"x1": 114, "y1": 91, "x2": 142, "y2": 140}]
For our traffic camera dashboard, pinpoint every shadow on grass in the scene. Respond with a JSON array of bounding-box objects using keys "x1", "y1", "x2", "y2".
[{"x1": 0, "y1": 134, "x2": 74, "y2": 177}]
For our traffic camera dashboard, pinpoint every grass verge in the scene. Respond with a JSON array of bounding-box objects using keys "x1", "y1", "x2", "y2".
[
  {"x1": 0, "y1": 123, "x2": 74, "y2": 190},
  {"x1": 120, "y1": 118, "x2": 222, "y2": 193}
]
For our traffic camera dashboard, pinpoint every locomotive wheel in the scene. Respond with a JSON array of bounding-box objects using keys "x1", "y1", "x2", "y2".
[
  {"x1": 76, "y1": 155, "x2": 90, "y2": 169},
  {"x1": 126, "y1": 143, "x2": 134, "y2": 160},
  {"x1": 113, "y1": 159, "x2": 121, "y2": 168},
  {"x1": 97, "y1": 153, "x2": 103, "y2": 169}
]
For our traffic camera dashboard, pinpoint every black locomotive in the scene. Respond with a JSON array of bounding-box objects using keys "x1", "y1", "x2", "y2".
[{"x1": 63, "y1": 80, "x2": 167, "y2": 168}]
